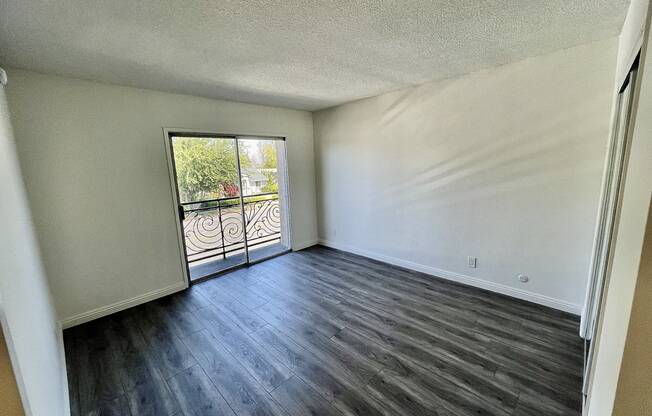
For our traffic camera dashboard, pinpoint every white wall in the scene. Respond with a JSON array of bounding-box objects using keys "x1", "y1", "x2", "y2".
[
  {"x1": 313, "y1": 38, "x2": 618, "y2": 313},
  {"x1": 5, "y1": 70, "x2": 318, "y2": 325},
  {"x1": 586, "y1": 1, "x2": 652, "y2": 414},
  {"x1": 0, "y1": 68, "x2": 69, "y2": 415}
]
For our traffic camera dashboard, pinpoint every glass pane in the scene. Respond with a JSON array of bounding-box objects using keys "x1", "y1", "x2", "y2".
[
  {"x1": 171, "y1": 136, "x2": 247, "y2": 280},
  {"x1": 237, "y1": 138, "x2": 289, "y2": 262}
]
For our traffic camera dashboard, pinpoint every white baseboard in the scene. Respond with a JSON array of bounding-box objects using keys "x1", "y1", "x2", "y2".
[
  {"x1": 60, "y1": 280, "x2": 188, "y2": 329},
  {"x1": 293, "y1": 239, "x2": 319, "y2": 251},
  {"x1": 318, "y1": 239, "x2": 581, "y2": 315}
]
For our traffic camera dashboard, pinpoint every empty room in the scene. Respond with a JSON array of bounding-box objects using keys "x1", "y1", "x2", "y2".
[{"x1": 1, "y1": 1, "x2": 652, "y2": 415}]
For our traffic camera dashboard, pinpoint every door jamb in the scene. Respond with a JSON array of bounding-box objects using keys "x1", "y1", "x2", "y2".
[{"x1": 163, "y1": 128, "x2": 192, "y2": 288}]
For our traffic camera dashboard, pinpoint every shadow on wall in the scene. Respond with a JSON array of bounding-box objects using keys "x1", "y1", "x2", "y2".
[
  {"x1": 370, "y1": 64, "x2": 608, "y2": 211},
  {"x1": 313, "y1": 39, "x2": 616, "y2": 308}
]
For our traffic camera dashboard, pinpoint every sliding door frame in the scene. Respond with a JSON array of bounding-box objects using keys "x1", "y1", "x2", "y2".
[
  {"x1": 162, "y1": 128, "x2": 292, "y2": 285},
  {"x1": 581, "y1": 56, "x2": 640, "y2": 403}
]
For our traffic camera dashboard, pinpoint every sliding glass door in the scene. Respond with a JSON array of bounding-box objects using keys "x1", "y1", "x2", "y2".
[
  {"x1": 167, "y1": 133, "x2": 290, "y2": 282},
  {"x1": 238, "y1": 137, "x2": 290, "y2": 263}
]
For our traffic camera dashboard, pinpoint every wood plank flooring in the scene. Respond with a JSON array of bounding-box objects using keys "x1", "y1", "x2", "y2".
[{"x1": 64, "y1": 245, "x2": 584, "y2": 416}]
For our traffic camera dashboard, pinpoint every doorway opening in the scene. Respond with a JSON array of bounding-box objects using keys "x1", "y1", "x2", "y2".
[{"x1": 165, "y1": 132, "x2": 291, "y2": 282}]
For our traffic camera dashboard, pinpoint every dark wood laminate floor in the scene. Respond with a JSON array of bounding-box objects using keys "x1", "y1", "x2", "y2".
[{"x1": 65, "y1": 245, "x2": 584, "y2": 416}]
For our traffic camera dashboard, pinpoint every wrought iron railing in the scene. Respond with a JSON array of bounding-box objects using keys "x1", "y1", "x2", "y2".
[{"x1": 180, "y1": 192, "x2": 281, "y2": 263}]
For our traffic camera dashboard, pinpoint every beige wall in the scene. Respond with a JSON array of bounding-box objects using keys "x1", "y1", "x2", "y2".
[
  {"x1": 612, "y1": 200, "x2": 652, "y2": 415},
  {"x1": 5, "y1": 70, "x2": 318, "y2": 325},
  {"x1": 0, "y1": 330, "x2": 24, "y2": 416},
  {"x1": 313, "y1": 38, "x2": 617, "y2": 312}
]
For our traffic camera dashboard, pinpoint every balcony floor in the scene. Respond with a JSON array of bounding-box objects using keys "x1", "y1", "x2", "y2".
[{"x1": 189, "y1": 241, "x2": 289, "y2": 281}]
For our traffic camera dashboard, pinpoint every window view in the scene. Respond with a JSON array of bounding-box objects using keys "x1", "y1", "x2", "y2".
[{"x1": 171, "y1": 135, "x2": 289, "y2": 280}]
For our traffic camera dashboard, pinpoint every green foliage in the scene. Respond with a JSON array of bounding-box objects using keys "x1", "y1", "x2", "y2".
[
  {"x1": 173, "y1": 138, "x2": 281, "y2": 202},
  {"x1": 239, "y1": 145, "x2": 252, "y2": 169},
  {"x1": 261, "y1": 171, "x2": 278, "y2": 193},
  {"x1": 260, "y1": 142, "x2": 279, "y2": 192},
  {"x1": 261, "y1": 143, "x2": 277, "y2": 169},
  {"x1": 173, "y1": 138, "x2": 239, "y2": 202}
]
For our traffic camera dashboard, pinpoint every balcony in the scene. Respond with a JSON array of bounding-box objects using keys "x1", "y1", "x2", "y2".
[{"x1": 181, "y1": 192, "x2": 288, "y2": 280}]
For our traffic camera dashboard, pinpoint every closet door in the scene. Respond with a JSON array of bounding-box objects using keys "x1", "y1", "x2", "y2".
[{"x1": 581, "y1": 65, "x2": 637, "y2": 398}]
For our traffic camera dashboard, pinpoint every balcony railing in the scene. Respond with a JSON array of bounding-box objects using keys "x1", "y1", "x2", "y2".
[{"x1": 180, "y1": 192, "x2": 281, "y2": 263}]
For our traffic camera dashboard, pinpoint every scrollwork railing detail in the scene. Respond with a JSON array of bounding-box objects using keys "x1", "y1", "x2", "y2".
[{"x1": 181, "y1": 193, "x2": 281, "y2": 263}]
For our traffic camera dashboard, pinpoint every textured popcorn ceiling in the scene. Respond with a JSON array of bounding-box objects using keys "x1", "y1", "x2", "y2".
[{"x1": 0, "y1": 0, "x2": 629, "y2": 110}]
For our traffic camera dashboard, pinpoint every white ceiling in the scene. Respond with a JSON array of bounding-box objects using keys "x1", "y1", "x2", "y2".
[{"x1": 0, "y1": 1, "x2": 629, "y2": 111}]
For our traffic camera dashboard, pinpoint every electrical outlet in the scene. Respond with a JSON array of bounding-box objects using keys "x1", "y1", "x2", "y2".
[
  {"x1": 467, "y1": 256, "x2": 477, "y2": 268},
  {"x1": 518, "y1": 274, "x2": 529, "y2": 283}
]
